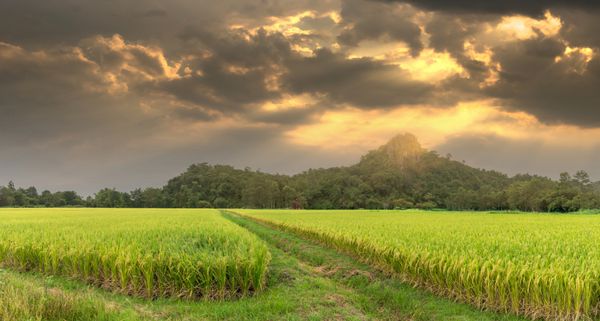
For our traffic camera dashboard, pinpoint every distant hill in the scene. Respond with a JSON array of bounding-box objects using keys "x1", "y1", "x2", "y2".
[
  {"x1": 160, "y1": 133, "x2": 598, "y2": 211},
  {"x1": 3, "y1": 133, "x2": 597, "y2": 211}
]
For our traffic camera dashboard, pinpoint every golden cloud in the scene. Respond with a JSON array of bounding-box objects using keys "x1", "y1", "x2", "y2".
[
  {"x1": 285, "y1": 100, "x2": 600, "y2": 151},
  {"x1": 494, "y1": 11, "x2": 562, "y2": 41}
]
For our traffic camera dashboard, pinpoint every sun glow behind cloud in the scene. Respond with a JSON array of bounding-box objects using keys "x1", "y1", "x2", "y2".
[
  {"x1": 394, "y1": 49, "x2": 466, "y2": 82},
  {"x1": 348, "y1": 43, "x2": 466, "y2": 82},
  {"x1": 285, "y1": 101, "x2": 600, "y2": 152},
  {"x1": 495, "y1": 11, "x2": 562, "y2": 40},
  {"x1": 272, "y1": 8, "x2": 600, "y2": 156}
]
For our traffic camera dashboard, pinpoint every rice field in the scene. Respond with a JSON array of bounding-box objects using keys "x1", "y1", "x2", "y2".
[
  {"x1": 237, "y1": 209, "x2": 600, "y2": 321},
  {"x1": 4, "y1": 207, "x2": 600, "y2": 321},
  {"x1": 0, "y1": 208, "x2": 270, "y2": 299}
]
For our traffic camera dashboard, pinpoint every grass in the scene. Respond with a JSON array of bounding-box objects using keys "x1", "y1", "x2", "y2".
[
  {"x1": 0, "y1": 268, "x2": 141, "y2": 321},
  {"x1": 237, "y1": 209, "x2": 600, "y2": 321},
  {"x1": 0, "y1": 208, "x2": 535, "y2": 320},
  {"x1": 0, "y1": 208, "x2": 269, "y2": 299}
]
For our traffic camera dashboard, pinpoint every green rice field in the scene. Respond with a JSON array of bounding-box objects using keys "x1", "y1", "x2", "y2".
[
  {"x1": 238, "y1": 209, "x2": 600, "y2": 321},
  {"x1": 1, "y1": 208, "x2": 599, "y2": 320},
  {"x1": 0, "y1": 209, "x2": 269, "y2": 299}
]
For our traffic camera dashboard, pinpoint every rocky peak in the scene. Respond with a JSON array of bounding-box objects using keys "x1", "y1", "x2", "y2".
[{"x1": 379, "y1": 133, "x2": 425, "y2": 167}]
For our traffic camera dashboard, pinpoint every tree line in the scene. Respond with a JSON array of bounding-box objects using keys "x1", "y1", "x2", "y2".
[{"x1": 2, "y1": 134, "x2": 600, "y2": 212}]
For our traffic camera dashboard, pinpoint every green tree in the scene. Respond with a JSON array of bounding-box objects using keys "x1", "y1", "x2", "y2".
[{"x1": 94, "y1": 188, "x2": 126, "y2": 208}]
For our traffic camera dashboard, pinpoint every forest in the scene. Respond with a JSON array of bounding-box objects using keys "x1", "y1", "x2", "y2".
[{"x1": 2, "y1": 134, "x2": 599, "y2": 212}]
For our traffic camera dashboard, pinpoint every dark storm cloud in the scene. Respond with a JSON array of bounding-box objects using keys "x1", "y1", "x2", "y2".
[
  {"x1": 425, "y1": 14, "x2": 493, "y2": 82},
  {"x1": 338, "y1": 0, "x2": 423, "y2": 56},
  {"x1": 154, "y1": 29, "x2": 292, "y2": 113},
  {"x1": 1, "y1": 0, "x2": 598, "y2": 127},
  {"x1": 556, "y1": 9, "x2": 600, "y2": 50},
  {"x1": 158, "y1": 25, "x2": 438, "y2": 113},
  {"x1": 0, "y1": 0, "x2": 184, "y2": 49},
  {"x1": 12, "y1": 0, "x2": 599, "y2": 129},
  {"x1": 296, "y1": 15, "x2": 338, "y2": 31},
  {"x1": 379, "y1": 0, "x2": 600, "y2": 17},
  {"x1": 282, "y1": 49, "x2": 433, "y2": 108},
  {"x1": 156, "y1": 70, "x2": 277, "y2": 113},
  {"x1": 426, "y1": 14, "x2": 476, "y2": 54},
  {"x1": 178, "y1": 28, "x2": 293, "y2": 68},
  {"x1": 484, "y1": 37, "x2": 600, "y2": 127},
  {"x1": 0, "y1": 0, "x2": 338, "y2": 53},
  {"x1": 410, "y1": 8, "x2": 600, "y2": 128}
]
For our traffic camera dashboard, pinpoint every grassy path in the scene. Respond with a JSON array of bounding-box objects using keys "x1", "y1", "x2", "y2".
[{"x1": 223, "y1": 210, "x2": 529, "y2": 321}]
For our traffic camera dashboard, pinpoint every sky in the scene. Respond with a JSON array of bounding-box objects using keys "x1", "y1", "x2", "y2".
[{"x1": 1, "y1": 0, "x2": 600, "y2": 194}]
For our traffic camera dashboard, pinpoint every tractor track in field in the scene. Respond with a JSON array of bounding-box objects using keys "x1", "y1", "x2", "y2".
[
  {"x1": 220, "y1": 210, "x2": 528, "y2": 321},
  {"x1": 221, "y1": 210, "x2": 377, "y2": 321}
]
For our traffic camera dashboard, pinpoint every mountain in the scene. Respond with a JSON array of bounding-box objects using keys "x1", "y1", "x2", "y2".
[{"x1": 162, "y1": 132, "x2": 597, "y2": 211}]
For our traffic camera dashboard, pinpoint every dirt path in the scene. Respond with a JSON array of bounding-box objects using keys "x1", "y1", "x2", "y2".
[{"x1": 222, "y1": 210, "x2": 528, "y2": 321}]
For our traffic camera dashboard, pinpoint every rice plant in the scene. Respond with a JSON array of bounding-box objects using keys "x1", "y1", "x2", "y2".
[
  {"x1": 238, "y1": 209, "x2": 600, "y2": 321},
  {"x1": 0, "y1": 208, "x2": 270, "y2": 300}
]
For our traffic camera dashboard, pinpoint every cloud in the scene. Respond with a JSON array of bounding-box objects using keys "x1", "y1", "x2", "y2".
[
  {"x1": 556, "y1": 9, "x2": 600, "y2": 56},
  {"x1": 337, "y1": 0, "x2": 423, "y2": 56},
  {"x1": 0, "y1": 39, "x2": 324, "y2": 194},
  {"x1": 423, "y1": 13, "x2": 494, "y2": 83},
  {"x1": 0, "y1": 41, "x2": 118, "y2": 141},
  {"x1": 378, "y1": 0, "x2": 600, "y2": 17},
  {"x1": 282, "y1": 48, "x2": 434, "y2": 108},
  {"x1": 484, "y1": 36, "x2": 600, "y2": 126},
  {"x1": 4, "y1": 0, "x2": 600, "y2": 193},
  {"x1": 162, "y1": 25, "x2": 443, "y2": 115},
  {"x1": 78, "y1": 34, "x2": 180, "y2": 92},
  {"x1": 0, "y1": 0, "x2": 339, "y2": 53},
  {"x1": 154, "y1": 28, "x2": 292, "y2": 114}
]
